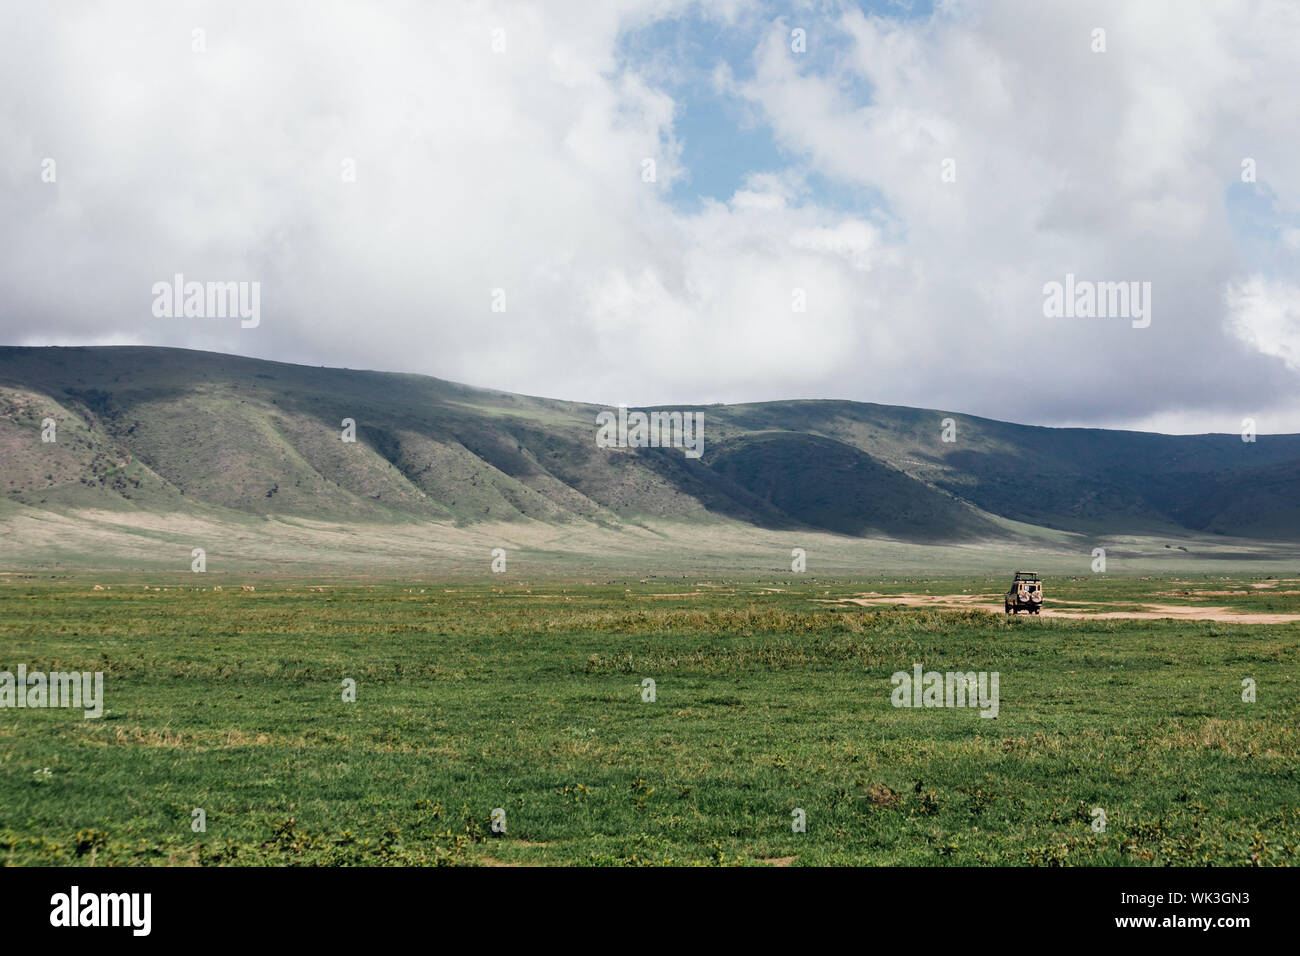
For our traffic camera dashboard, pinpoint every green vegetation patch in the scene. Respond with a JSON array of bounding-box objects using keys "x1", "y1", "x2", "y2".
[{"x1": 0, "y1": 576, "x2": 1296, "y2": 866}]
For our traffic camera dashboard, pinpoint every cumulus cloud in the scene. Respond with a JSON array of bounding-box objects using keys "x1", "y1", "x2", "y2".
[
  {"x1": 1, "y1": 0, "x2": 1298, "y2": 431},
  {"x1": 731, "y1": 1, "x2": 1300, "y2": 426},
  {"x1": 1228, "y1": 274, "x2": 1300, "y2": 371}
]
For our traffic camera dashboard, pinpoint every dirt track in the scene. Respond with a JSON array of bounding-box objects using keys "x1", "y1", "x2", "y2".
[{"x1": 827, "y1": 593, "x2": 1300, "y2": 623}]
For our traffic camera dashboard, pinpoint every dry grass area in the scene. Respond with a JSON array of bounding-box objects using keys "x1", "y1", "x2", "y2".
[{"x1": 4, "y1": 501, "x2": 1300, "y2": 579}]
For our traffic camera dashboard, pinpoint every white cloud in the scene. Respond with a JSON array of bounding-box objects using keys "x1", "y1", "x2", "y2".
[
  {"x1": 730, "y1": 0, "x2": 1300, "y2": 426},
  {"x1": 1, "y1": 0, "x2": 1299, "y2": 430},
  {"x1": 1228, "y1": 274, "x2": 1300, "y2": 371}
]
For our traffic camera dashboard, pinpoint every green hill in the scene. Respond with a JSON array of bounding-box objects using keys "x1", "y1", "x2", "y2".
[{"x1": 1, "y1": 346, "x2": 1298, "y2": 550}]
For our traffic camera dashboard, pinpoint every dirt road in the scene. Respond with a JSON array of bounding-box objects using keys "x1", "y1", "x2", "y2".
[{"x1": 827, "y1": 593, "x2": 1300, "y2": 623}]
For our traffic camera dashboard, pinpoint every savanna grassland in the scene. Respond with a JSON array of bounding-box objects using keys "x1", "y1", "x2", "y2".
[{"x1": 1, "y1": 573, "x2": 1297, "y2": 867}]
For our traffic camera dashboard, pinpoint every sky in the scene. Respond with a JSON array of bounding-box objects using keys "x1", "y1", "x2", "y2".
[{"x1": 2, "y1": 0, "x2": 1299, "y2": 434}]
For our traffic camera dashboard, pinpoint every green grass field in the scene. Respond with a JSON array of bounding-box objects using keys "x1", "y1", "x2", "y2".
[{"x1": 1, "y1": 575, "x2": 1297, "y2": 866}]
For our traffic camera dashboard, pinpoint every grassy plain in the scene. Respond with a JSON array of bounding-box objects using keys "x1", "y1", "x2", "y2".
[{"x1": 0, "y1": 574, "x2": 1297, "y2": 866}]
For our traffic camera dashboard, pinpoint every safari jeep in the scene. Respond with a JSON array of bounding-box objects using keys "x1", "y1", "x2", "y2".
[{"x1": 1005, "y1": 571, "x2": 1043, "y2": 614}]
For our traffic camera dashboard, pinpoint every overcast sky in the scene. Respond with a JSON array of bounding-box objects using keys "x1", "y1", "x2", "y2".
[{"x1": 3, "y1": 1, "x2": 1299, "y2": 433}]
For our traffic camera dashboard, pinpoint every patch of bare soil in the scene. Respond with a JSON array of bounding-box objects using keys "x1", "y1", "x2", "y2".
[
  {"x1": 1155, "y1": 589, "x2": 1300, "y2": 598},
  {"x1": 826, "y1": 594, "x2": 1300, "y2": 623}
]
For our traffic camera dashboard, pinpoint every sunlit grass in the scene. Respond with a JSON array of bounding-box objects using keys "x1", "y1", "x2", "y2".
[{"x1": 0, "y1": 576, "x2": 1296, "y2": 866}]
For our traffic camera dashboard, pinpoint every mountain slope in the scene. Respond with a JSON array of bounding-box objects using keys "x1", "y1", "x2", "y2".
[{"x1": 1, "y1": 345, "x2": 1297, "y2": 543}]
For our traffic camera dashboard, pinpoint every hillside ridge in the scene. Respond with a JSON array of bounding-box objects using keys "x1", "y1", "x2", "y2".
[{"x1": 2, "y1": 345, "x2": 1298, "y2": 542}]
